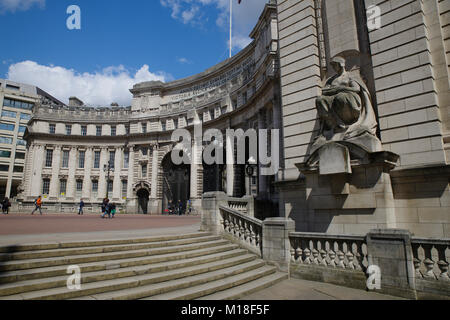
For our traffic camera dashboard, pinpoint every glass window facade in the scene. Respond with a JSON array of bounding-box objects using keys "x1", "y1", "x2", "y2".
[
  {"x1": 0, "y1": 123, "x2": 15, "y2": 131},
  {"x1": 1, "y1": 111, "x2": 17, "y2": 118},
  {"x1": 0, "y1": 137, "x2": 13, "y2": 144},
  {"x1": 3, "y1": 98, "x2": 34, "y2": 110}
]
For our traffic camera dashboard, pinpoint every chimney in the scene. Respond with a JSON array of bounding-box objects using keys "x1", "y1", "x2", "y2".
[{"x1": 69, "y1": 96, "x2": 84, "y2": 107}]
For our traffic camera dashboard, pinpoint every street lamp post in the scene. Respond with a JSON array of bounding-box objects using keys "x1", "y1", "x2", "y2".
[{"x1": 103, "y1": 160, "x2": 114, "y2": 199}]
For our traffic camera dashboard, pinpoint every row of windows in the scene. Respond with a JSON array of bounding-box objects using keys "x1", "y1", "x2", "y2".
[
  {"x1": 0, "y1": 123, "x2": 26, "y2": 133},
  {"x1": 3, "y1": 98, "x2": 34, "y2": 110},
  {"x1": 1, "y1": 111, "x2": 31, "y2": 121},
  {"x1": 49, "y1": 124, "x2": 129, "y2": 136},
  {"x1": 0, "y1": 164, "x2": 24, "y2": 173},
  {"x1": 42, "y1": 179, "x2": 128, "y2": 197},
  {"x1": 45, "y1": 150, "x2": 130, "y2": 169},
  {"x1": 0, "y1": 136, "x2": 26, "y2": 146},
  {"x1": 0, "y1": 150, "x2": 25, "y2": 159}
]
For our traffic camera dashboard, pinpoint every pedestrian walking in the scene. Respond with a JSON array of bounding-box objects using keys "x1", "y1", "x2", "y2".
[
  {"x1": 78, "y1": 199, "x2": 85, "y2": 215},
  {"x1": 101, "y1": 198, "x2": 109, "y2": 218},
  {"x1": 2, "y1": 198, "x2": 11, "y2": 214},
  {"x1": 187, "y1": 199, "x2": 192, "y2": 215},
  {"x1": 110, "y1": 203, "x2": 116, "y2": 218},
  {"x1": 31, "y1": 196, "x2": 43, "y2": 215},
  {"x1": 178, "y1": 200, "x2": 183, "y2": 216}
]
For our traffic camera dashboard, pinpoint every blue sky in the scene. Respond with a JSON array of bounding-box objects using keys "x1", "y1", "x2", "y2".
[{"x1": 0, "y1": 0, "x2": 267, "y2": 105}]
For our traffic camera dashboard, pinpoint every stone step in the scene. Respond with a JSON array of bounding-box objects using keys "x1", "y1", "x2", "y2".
[
  {"x1": 1, "y1": 254, "x2": 262, "y2": 300},
  {"x1": 0, "y1": 234, "x2": 219, "y2": 262},
  {"x1": 0, "y1": 243, "x2": 238, "y2": 285},
  {"x1": 196, "y1": 272, "x2": 288, "y2": 300},
  {"x1": 75, "y1": 260, "x2": 268, "y2": 300},
  {"x1": 0, "y1": 248, "x2": 247, "y2": 297},
  {"x1": 0, "y1": 232, "x2": 211, "y2": 253},
  {"x1": 0, "y1": 238, "x2": 228, "y2": 272},
  {"x1": 143, "y1": 266, "x2": 280, "y2": 300}
]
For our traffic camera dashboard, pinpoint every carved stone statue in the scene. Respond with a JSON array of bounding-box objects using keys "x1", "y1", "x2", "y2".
[{"x1": 311, "y1": 56, "x2": 382, "y2": 155}]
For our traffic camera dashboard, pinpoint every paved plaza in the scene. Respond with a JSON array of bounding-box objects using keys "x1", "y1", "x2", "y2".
[{"x1": 0, "y1": 213, "x2": 404, "y2": 300}]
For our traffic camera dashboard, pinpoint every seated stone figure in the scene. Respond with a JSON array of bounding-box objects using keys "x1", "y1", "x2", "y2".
[{"x1": 312, "y1": 56, "x2": 382, "y2": 155}]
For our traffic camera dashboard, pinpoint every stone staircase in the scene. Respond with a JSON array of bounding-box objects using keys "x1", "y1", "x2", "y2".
[{"x1": 0, "y1": 232, "x2": 287, "y2": 300}]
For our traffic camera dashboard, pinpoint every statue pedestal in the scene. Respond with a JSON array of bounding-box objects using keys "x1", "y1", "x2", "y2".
[{"x1": 296, "y1": 146, "x2": 400, "y2": 235}]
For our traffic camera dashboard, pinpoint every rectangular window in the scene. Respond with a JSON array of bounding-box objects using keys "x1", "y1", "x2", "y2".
[
  {"x1": 123, "y1": 150, "x2": 129, "y2": 169},
  {"x1": 111, "y1": 126, "x2": 116, "y2": 136},
  {"x1": 92, "y1": 180, "x2": 98, "y2": 192},
  {"x1": 66, "y1": 125, "x2": 72, "y2": 135},
  {"x1": 142, "y1": 123, "x2": 147, "y2": 134},
  {"x1": 125, "y1": 125, "x2": 130, "y2": 135},
  {"x1": 49, "y1": 124, "x2": 56, "y2": 134},
  {"x1": 161, "y1": 121, "x2": 166, "y2": 131},
  {"x1": 78, "y1": 151, "x2": 85, "y2": 169},
  {"x1": 94, "y1": 151, "x2": 101, "y2": 169},
  {"x1": 15, "y1": 152, "x2": 25, "y2": 159},
  {"x1": 0, "y1": 151, "x2": 11, "y2": 158},
  {"x1": 45, "y1": 149, "x2": 53, "y2": 167},
  {"x1": 109, "y1": 151, "x2": 115, "y2": 169},
  {"x1": 141, "y1": 147, "x2": 148, "y2": 157},
  {"x1": 76, "y1": 180, "x2": 83, "y2": 193},
  {"x1": 81, "y1": 126, "x2": 87, "y2": 136},
  {"x1": 122, "y1": 180, "x2": 127, "y2": 198},
  {"x1": 13, "y1": 166, "x2": 23, "y2": 173},
  {"x1": 62, "y1": 150, "x2": 69, "y2": 168},
  {"x1": 20, "y1": 113, "x2": 31, "y2": 121},
  {"x1": 142, "y1": 164, "x2": 147, "y2": 177},
  {"x1": 0, "y1": 123, "x2": 15, "y2": 131},
  {"x1": 96, "y1": 126, "x2": 102, "y2": 136},
  {"x1": 0, "y1": 137, "x2": 13, "y2": 144},
  {"x1": 60, "y1": 180, "x2": 67, "y2": 195},
  {"x1": 1, "y1": 111, "x2": 17, "y2": 118},
  {"x1": 6, "y1": 84, "x2": 19, "y2": 91},
  {"x1": 107, "y1": 180, "x2": 113, "y2": 193},
  {"x1": 0, "y1": 165, "x2": 9, "y2": 172},
  {"x1": 16, "y1": 139, "x2": 26, "y2": 146},
  {"x1": 18, "y1": 126, "x2": 26, "y2": 133},
  {"x1": 42, "y1": 179, "x2": 50, "y2": 195}
]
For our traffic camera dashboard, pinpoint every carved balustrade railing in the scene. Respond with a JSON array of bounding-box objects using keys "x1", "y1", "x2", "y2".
[
  {"x1": 411, "y1": 238, "x2": 450, "y2": 281},
  {"x1": 227, "y1": 200, "x2": 249, "y2": 215},
  {"x1": 219, "y1": 205, "x2": 262, "y2": 256},
  {"x1": 289, "y1": 233, "x2": 368, "y2": 271}
]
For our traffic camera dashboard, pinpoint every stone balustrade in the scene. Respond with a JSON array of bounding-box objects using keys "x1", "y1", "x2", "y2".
[
  {"x1": 218, "y1": 205, "x2": 262, "y2": 256},
  {"x1": 412, "y1": 238, "x2": 450, "y2": 281},
  {"x1": 289, "y1": 233, "x2": 368, "y2": 272},
  {"x1": 227, "y1": 200, "x2": 249, "y2": 214}
]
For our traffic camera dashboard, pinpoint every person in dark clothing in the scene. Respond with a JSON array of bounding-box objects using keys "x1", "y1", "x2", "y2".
[
  {"x1": 178, "y1": 200, "x2": 183, "y2": 216},
  {"x1": 78, "y1": 199, "x2": 85, "y2": 215},
  {"x1": 101, "y1": 198, "x2": 109, "y2": 218},
  {"x1": 2, "y1": 198, "x2": 11, "y2": 214},
  {"x1": 110, "y1": 203, "x2": 116, "y2": 218}
]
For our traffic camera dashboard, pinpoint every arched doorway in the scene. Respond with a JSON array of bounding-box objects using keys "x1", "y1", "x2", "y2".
[
  {"x1": 137, "y1": 188, "x2": 150, "y2": 214},
  {"x1": 162, "y1": 152, "x2": 190, "y2": 214}
]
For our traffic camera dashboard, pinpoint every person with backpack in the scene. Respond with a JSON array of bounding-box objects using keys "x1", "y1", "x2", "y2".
[
  {"x1": 101, "y1": 198, "x2": 109, "y2": 218},
  {"x1": 2, "y1": 198, "x2": 11, "y2": 214},
  {"x1": 78, "y1": 199, "x2": 85, "y2": 215},
  {"x1": 31, "y1": 196, "x2": 43, "y2": 215}
]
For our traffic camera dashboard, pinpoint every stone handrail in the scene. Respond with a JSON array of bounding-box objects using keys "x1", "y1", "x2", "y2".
[
  {"x1": 411, "y1": 238, "x2": 450, "y2": 281},
  {"x1": 227, "y1": 199, "x2": 249, "y2": 214},
  {"x1": 218, "y1": 205, "x2": 262, "y2": 256},
  {"x1": 289, "y1": 232, "x2": 368, "y2": 271}
]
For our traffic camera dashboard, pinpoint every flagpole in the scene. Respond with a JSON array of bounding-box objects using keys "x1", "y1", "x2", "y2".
[{"x1": 229, "y1": 0, "x2": 232, "y2": 58}]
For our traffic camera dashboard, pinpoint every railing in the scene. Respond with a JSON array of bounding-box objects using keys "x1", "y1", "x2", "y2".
[
  {"x1": 227, "y1": 200, "x2": 249, "y2": 214},
  {"x1": 411, "y1": 238, "x2": 450, "y2": 281},
  {"x1": 289, "y1": 233, "x2": 368, "y2": 271},
  {"x1": 219, "y1": 205, "x2": 262, "y2": 256}
]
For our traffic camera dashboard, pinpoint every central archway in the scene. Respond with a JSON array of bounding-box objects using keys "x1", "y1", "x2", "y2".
[
  {"x1": 162, "y1": 151, "x2": 190, "y2": 214},
  {"x1": 136, "y1": 188, "x2": 150, "y2": 214}
]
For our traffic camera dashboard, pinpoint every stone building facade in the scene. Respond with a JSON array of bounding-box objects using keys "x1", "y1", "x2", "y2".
[
  {"x1": 19, "y1": 0, "x2": 450, "y2": 238},
  {"x1": 20, "y1": 4, "x2": 281, "y2": 216}
]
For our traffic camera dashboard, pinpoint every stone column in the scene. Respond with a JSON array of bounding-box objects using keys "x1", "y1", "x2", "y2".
[
  {"x1": 127, "y1": 146, "x2": 135, "y2": 200},
  {"x1": 82, "y1": 148, "x2": 93, "y2": 200},
  {"x1": 257, "y1": 111, "x2": 267, "y2": 198},
  {"x1": 226, "y1": 131, "x2": 235, "y2": 196},
  {"x1": 113, "y1": 147, "x2": 122, "y2": 201},
  {"x1": 31, "y1": 145, "x2": 45, "y2": 198},
  {"x1": 66, "y1": 148, "x2": 77, "y2": 200},
  {"x1": 190, "y1": 139, "x2": 200, "y2": 200},
  {"x1": 150, "y1": 146, "x2": 159, "y2": 199},
  {"x1": 99, "y1": 147, "x2": 108, "y2": 199},
  {"x1": 262, "y1": 217, "x2": 296, "y2": 272},
  {"x1": 49, "y1": 146, "x2": 61, "y2": 200}
]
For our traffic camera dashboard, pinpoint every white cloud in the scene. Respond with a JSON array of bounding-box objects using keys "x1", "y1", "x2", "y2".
[
  {"x1": 0, "y1": 0, "x2": 45, "y2": 13},
  {"x1": 7, "y1": 61, "x2": 170, "y2": 106},
  {"x1": 177, "y1": 57, "x2": 192, "y2": 64},
  {"x1": 160, "y1": 0, "x2": 266, "y2": 52}
]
